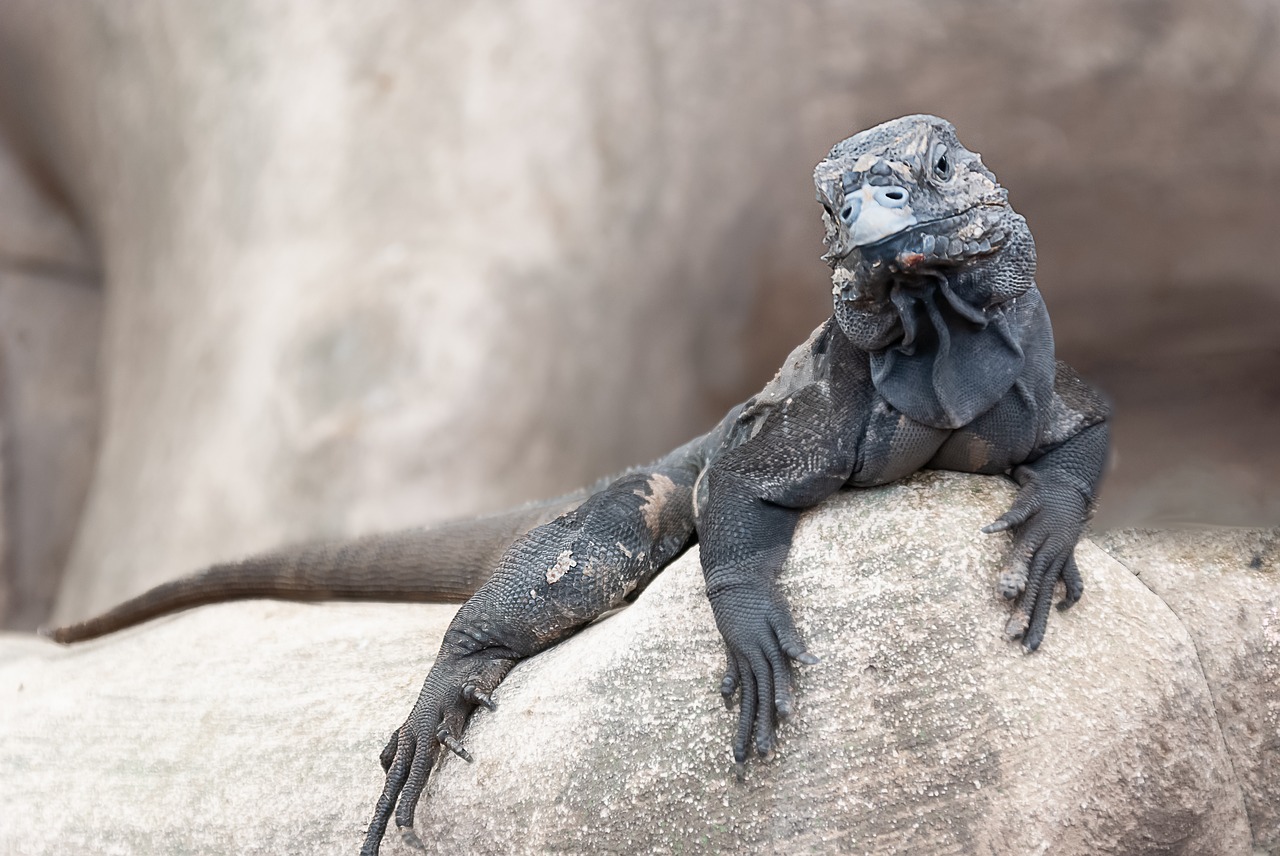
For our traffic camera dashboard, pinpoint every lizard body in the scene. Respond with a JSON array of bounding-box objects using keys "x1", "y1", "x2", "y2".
[{"x1": 50, "y1": 115, "x2": 1110, "y2": 856}]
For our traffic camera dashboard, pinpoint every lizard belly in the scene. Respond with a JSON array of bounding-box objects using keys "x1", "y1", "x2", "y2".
[
  {"x1": 847, "y1": 397, "x2": 950, "y2": 488},
  {"x1": 927, "y1": 380, "x2": 1041, "y2": 474}
]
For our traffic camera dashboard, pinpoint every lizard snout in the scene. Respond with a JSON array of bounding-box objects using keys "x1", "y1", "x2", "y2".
[{"x1": 839, "y1": 183, "x2": 916, "y2": 247}]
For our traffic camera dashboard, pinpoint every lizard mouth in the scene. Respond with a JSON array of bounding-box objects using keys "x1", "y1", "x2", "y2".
[
  {"x1": 827, "y1": 201, "x2": 1025, "y2": 358},
  {"x1": 824, "y1": 203, "x2": 1009, "y2": 285}
]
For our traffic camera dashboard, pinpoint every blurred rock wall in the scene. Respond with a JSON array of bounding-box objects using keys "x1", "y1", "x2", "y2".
[
  {"x1": 0, "y1": 123, "x2": 100, "y2": 629},
  {"x1": 0, "y1": 0, "x2": 1275, "y2": 626}
]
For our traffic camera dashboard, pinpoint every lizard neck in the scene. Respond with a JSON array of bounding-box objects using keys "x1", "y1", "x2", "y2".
[{"x1": 835, "y1": 266, "x2": 1044, "y2": 429}]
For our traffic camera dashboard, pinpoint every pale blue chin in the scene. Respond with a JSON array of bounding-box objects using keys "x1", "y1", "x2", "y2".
[
  {"x1": 848, "y1": 206, "x2": 917, "y2": 246},
  {"x1": 839, "y1": 181, "x2": 918, "y2": 246}
]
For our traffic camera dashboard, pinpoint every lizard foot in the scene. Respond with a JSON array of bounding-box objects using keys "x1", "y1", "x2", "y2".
[
  {"x1": 361, "y1": 653, "x2": 513, "y2": 856},
  {"x1": 711, "y1": 581, "x2": 819, "y2": 764},
  {"x1": 983, "y1": 465, "x2": 1091, "y2": 652}
]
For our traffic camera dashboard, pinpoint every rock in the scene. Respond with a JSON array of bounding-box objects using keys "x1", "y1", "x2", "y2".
[
  {"x1": 1097, "y1": 528, "x2": 1280, "y2": 855},
  {"x1": 0, "y1": 473, "x2": 1261, "y2": 854},
  {"x1": 0, "y1": 128, "x2": 95, "y2": 273},
  {"x1": 0, "y1": 600, "x2": 454, "y2": 854},
  {"x1": 0, "y1": 271, "x2": 102, "y2": 631},
  {"x1": 0, "y1": 105, "x2": 102, "y2": 632}
]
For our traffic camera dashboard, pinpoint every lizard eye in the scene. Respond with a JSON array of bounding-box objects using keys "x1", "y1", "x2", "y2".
[{"x1": 930, "y1": 143, "x2": 952, "y2": 181}]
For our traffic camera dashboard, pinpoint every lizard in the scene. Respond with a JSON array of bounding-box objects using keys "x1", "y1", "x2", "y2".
[{"x1": 47, "y1": 115, "x2": 1110, "y2": 856}]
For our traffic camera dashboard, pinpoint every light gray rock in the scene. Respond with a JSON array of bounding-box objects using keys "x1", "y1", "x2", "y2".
[
  {"x1": 0, "y1": 104, "x2": 102, "y2": 632},
  {"x1": 1, "y1": 600, "x2": 454, "y2": 855},
  {"x1": 1098, "y1": 528, "x2": 1280, "y2": 855},
  {"x1": 0, "y1": 271, "x2": 101, "y2": 631},
  {"x1": 0, "y1": 474, "x2": 1261, "y2": 855},
  {"x1": 0, "y1": 129, "x2": 95, "y2": 274}
]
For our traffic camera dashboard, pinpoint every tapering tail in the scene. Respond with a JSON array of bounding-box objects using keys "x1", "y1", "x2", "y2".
[{"x1": 45, "y1": 498, "x2": 582, "y2": 643}]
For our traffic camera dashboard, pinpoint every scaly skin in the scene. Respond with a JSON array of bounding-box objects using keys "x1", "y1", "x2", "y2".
[
  {"x1": 48, "y1": 115, "x2": 1109, "y2": 856},
  {"x1": 361, "y1": 115, "x2": 1109, "y2": 853}
]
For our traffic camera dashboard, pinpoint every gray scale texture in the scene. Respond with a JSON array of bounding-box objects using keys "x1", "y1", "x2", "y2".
[{"x1": 359, "y1": 115, "x2": 1112, "y2": 850}]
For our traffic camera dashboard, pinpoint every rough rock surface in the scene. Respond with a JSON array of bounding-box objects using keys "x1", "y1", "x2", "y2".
[
  {"x1": 0, "y1": 600, "x2": 454, "y2": 854},
  {"x1": 1, "y1": 473, "x2": 1267, "y2": 855},
  {"x1": 1097, "y1": 529, "x2": 1280, "y2": 855}
]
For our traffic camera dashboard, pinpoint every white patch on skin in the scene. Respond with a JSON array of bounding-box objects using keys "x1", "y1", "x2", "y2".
[
  {"x1": 957, "y1": 217, "x2": 987, "y2": 241},
  {"x1": 616, "y1": 541, "x2": 632, "y2": 558},
  {"x1": 545, "y1": 550, "x2": 576, "y2": 584},
  {"x1": 813, "y1": 161, "x2": 845, "y2": 185},
  {"x1": 848, "y1": 184, "x2": 917, "y2": 246},
  {"x1": 831, "y1": 266, "x2": 857, "y2": 296},
  {"x1": 852, "y1": 153, "x2": 880, "y2": 173},
  {"x1": 692, "y1": 468, "x2": 709, "y2": 521},
  {"x1": 1039, "y1": 392, "x2": 1090, "y2": 449},
  {"x1": 634, "y1": 473, "x2": 679, "y2": 535}
]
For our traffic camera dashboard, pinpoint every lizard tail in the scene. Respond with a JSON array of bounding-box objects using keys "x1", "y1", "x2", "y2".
[{"x1": 44, "y1": 498, "x2": 582, "y2": 644}]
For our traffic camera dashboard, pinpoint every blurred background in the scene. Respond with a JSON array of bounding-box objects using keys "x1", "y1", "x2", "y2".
[{"x1": 0, "y1": 0, "x2": 1276, "y2": 632}]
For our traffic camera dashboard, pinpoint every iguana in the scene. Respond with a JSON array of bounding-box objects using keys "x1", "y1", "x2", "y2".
[{"x1": 48, "y1": 115, "x2": 1110, "y2": 856}]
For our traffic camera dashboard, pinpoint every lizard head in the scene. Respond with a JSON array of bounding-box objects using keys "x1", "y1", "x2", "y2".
[
  {"x1": 814, "y1": 115, "x2": 1043, "y2": 428},
  {"x1": 814, "y1": 114, "x2": 1037, "y2": 352}
]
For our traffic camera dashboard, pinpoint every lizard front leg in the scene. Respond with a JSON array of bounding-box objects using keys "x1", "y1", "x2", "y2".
[
  {"x1": 698, "y1": 387, "x2": 854, "y2": 764},
  {"x1": 984, "y1": 364, "x2": 1111, "y2": 651},
  {"x1": 361, "y1": 456, "x2": 704, "y2": 854}
]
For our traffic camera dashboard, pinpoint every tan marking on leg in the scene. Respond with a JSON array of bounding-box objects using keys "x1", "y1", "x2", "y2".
[
  {"x1": 545, "y1": 550, "x2": 576, "y2": 584},
  {"x1": 633, "y1": 473, "x2": 679, "y2": 536}
]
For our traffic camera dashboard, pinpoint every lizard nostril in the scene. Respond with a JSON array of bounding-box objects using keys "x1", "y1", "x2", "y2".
[
  {"x1": 839, "y1": 196, "x2": 862, "y2": 227},
  {"x1": 873, "y1": 185, "x2": 909, "y2": 209}
]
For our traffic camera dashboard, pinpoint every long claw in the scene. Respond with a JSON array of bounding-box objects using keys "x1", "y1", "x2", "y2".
[
  {"x1": 781, "y1": 641, "x2": 819, "y2": 665},
  {"x1": 464, "y1": 686, "x2": 497, "y2": 711},
  {"x1": 437, "y1": 728, "x2": 473, "y2": 763}
]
